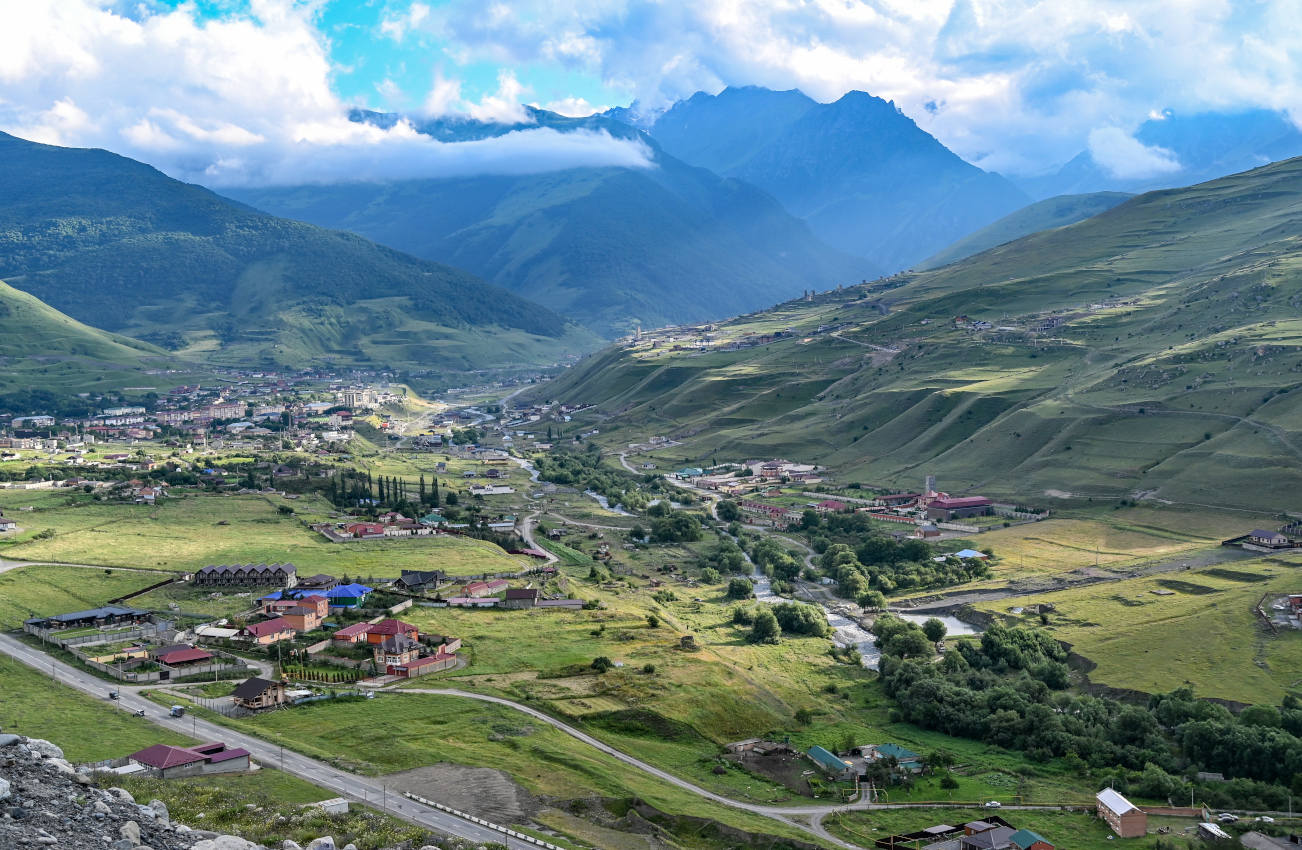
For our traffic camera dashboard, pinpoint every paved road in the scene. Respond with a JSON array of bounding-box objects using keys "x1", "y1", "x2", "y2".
[{"x1": 0, "y1": 633, "x2": 537, "y2": 850}]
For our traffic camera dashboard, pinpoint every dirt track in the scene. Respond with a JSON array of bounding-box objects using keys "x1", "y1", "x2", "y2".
[{"x1": 385, "y1": 763, "x2": 542, "y2": 824}]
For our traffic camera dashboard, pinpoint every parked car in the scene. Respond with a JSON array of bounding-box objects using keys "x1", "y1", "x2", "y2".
[
  {"x1": 984, "y1": 801, "x2": 1002, "y2": 809},
  {"x1": 1216, "y1": 813, "x2": 1239, "y2": 823},
  {"x1": 1255, "y1": 816, "x2": 1275, "y2": 824}
]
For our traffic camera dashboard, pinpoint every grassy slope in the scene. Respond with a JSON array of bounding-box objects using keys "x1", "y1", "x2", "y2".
[
  {"x1": 974, "y1": 554, "x2": 1302, "y2": 702},
  {"x1": 0, "y1": 131, "x2": 591, "y2": 373},
  {"x1": 538, "y1": 156, "x2": 1302, "y2": 512},
  {"x1": 916, "y1": 191, "x2": 1132, "y2": 270},
  {"x1": 0, "y1": 280, "x2": 176, "y2": 394}
]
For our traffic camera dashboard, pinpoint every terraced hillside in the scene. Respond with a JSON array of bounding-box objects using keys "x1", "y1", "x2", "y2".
[{"x1": 538, "y1": 157, "x2": 1302, "y2": 512}]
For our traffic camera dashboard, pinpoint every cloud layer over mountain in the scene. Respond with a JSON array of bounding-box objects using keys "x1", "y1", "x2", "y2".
[{"x1": 0, "y1": 0, "x2": 651, "y2": 186}]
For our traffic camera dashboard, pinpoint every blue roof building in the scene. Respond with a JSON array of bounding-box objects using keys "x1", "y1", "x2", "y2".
[{"x1": 806, "y1": 745, "x2": 855, "y2": 779}]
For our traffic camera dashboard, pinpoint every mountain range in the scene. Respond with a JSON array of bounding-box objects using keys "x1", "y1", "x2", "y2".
[
  {"x1": 0, "y1": 131, "x2": 590, "y2": 377},
  {"x1": 1019, "y1": 109, "x2": 1302, "y2": 199},
  {"x1": 625, "y1": 86, "x2": 1032, "y2": 271},
  {"x1": 226, "y1": 107, "x2": 871, "y2": 337},
  {"x1": 537, "y1": 155, "x2": 1302, "y2": 512}
]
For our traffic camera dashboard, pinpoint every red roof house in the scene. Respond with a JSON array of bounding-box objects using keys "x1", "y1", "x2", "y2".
[
  {"x1": 332, "y1": 622, "x2": 372, "y2": 644},
  {"x1": 129, "y1": 742, "x2": 251, "y2": 778},
  {"x1": 156, "y1": 647, "x2": 213, "y2": 666},
  {"x1": 239, "y1": 617, "x2": 294, "y2": 644},
  {"x1": 365, "y1": 619, "x2": 419, "y2": 644}
]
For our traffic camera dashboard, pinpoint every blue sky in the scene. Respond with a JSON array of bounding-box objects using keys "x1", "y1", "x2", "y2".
[{"x1": 4, "y1": 1, "x2": 1302, "y2": 185}]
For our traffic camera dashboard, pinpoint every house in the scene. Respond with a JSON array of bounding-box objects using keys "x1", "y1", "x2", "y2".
[
  {"x1": 331, "y1": 623, "x2": 372, "y2": 645},
  {"x1": 916, "y1": 524, "x2": 942, "y2": 538},
  {"x1": 391, "y1": 652, "x2": 457, "y2": 678},
  {"x1": 1250, "y1": 529, "x2": 1291, "y2": 548},
  {"x1": 502, "y1": 588, "x2": 540, "y2": 609},
  {"x1": 1096, "y1": 788, "x2": 1147, "y2": 838},
  {"x1": 0, "y1": 517, "x2": 17, "y2": 532},
  {"x1": 24, "y1": 605, "x2": 152, "y2": 632},
  {"x1": 281, "y1": 603, "x2": 324, "y2": 633},
  {"x1": 853, "y1": 742, "x2": 923, "y2": 773},
  {"x1": 238, "y1": 618, "x2": 295, "y2": 645},
  {"x1": 323, "y1": 582, "x2": 372, "y2": 608},
  {"x1": 344, "y1": 522, "x2": 385, "y2": 538},
  {"x1": 365, "y1": 619, "x2": 419, "y2": 644},
  {"x1": 418, "y1": 513, "x2": 446, "y2": 527},
  {"x1": 806, "y1": 745, "x2": 855, "y2": 780},
  {"x1": 375, "y1": 635, "x2": 422, "y2": 669},
  {"x1": 128, "y1": 742, "x2": 251, "y2": 778},
  {"x1": 462, "y1": 579, "x2": 508, "y2": 598},
  {"x1": 154, "y1": 646, "x2": 214, "y2": 667},
  {"x1": 232, "y1": 677, "x2": 288, "y2": 710},
  {"x1": 927, "y1": 496, "x2": 994, "y2": 521},
  {"x1": 815, "y1": 500, "x2": 847, "y2": 513},
  {"x1": 444, "y1": 596, "x2": 498, "y2": 608},
  {"x1": 1009, "y1": 829, "x2": 1054, "y2": 850},
  {"x1": 296, "y1": 573, "x2": 339, "y2": 592},
  {"x1": 961, "y1": 825, "x2": 1016, "y2": 850},
  {"x1": 193, "y1": 563, "x2": 297, "y2": 588}
]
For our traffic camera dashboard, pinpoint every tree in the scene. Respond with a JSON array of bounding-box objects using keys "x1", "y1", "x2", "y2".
[
  {"x1": 591, "y1": 656, "x2": 614, "y2": 673},
  {"x1": 921, "y1": 618, "x2": 948, "y2": 643},
  {"x1": 432, "y1": 477, "x2": 441, "y2": 507},
  {"x1": 727, "y1": 577, "x2": 754, "y2": 600},
  {"x1": 716, "y1": 500, "x2": 741, "y2": 522},
  {"x1": 629, "y1": 524, "x2": 647, "y2": 541},
  {"x1": 749, "y1": 607, "x2": 781, "y2": 644},
  {"x1": 646, "y1": 614, "x2": 660, "y2": 628},
  {"x1": 699, "y1": 567, "x2": 721, "y2": 584}
]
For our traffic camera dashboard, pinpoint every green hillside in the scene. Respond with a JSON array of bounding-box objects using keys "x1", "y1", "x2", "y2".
[
  {"x1": 228, "y1": 109, "x2": 871, "y2": 337},
  {"x1": 538, "y1": 157, "x2": 1302, "y2": 512},
  {"x1": 917, "y1": 191, "x2": 1131, "y2": 270},
  {"x1": 0, "y1": 132, "x2": 592, "y2": 373},
  {"x1": 0, "y1": 280, "x2": 172, "y2": 395}
]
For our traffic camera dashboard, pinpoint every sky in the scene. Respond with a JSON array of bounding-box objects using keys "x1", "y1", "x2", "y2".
[{"x1": 2, "y1": 0, "x2": 1302, "y2": 186}]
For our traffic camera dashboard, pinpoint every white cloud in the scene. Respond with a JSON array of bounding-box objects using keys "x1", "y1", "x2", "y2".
[
  {"x1": 0, "y1": 0, "x2": 651, "y2": 186},
  {"x1": 414, "y1": 0, "x2": 1302, "y2": 174},
  {"x1": 537, "y1": 97, "x2": 606, "y2": 117},
  {"x1": 1087, "y1": 127, "x2": 1182, "y2": 179}
]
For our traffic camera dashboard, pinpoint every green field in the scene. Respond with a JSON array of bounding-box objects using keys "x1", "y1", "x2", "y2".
[
  {"x1": 974, "y1": 555, "x2": 1302, "y2": 703},
  {"x1": 0, "y1": 491, "x2": 530, "y2": 576},
  {"x1": 0, "y1": 654, "x2": 192, "y2": 760},
  {"x1": 217, "y1": 691, "x2": 824, "y2": 845},
  {"x1": 0, "y1": 563, "x2": 167, "y2": 628}
]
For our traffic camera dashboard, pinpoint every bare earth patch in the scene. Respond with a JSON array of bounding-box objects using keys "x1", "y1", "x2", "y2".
[{"x1": 385, "y1": 763, "x2": 542, "y2": 824}]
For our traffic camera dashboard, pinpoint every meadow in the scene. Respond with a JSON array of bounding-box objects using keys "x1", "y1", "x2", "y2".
[
  {"x1": 0, "y1": 491, "x2": 530, "y2": 577},
  {"x1": 0, "y1": 563, "x2": 167, "y2": 628},
  {"x1": 974, "y1": 554, "x2": 1302, "y2": 703}
]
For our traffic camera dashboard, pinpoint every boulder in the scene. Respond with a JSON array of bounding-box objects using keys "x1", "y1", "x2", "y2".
[
  {"x1": 26, "y1": 739, "x2": 64, "y2": 759},
  {"x1": 120, "y1": 819, "x2": 141, "y2": 844}
]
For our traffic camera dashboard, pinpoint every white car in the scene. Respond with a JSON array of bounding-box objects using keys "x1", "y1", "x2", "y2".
[
  {"x1": 1216, "y1": 813, "x2": 1239, "y2": 823},
  {"x1": 1256, "y1": 816, "x2": 1275, "y2": 824},
  {"x1": 984, "y1": 801, "x2": 1002, "y2": 809}
]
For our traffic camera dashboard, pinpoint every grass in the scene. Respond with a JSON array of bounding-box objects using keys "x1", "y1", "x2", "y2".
[
  {"x1": 216, "y1": 692, "x2": 828, "y2": 845},
  {"x1": 974, "y1": 555, "x2": 1302, "y2": 703},
  {"x1": 0, "y1": 564, "x2": 166, "y2": 628},
  {"x1": 0, "y1": 491, "x2": 532, "y2": 577},
  {"x1": 0, "y1": 654, "x2": 192, "y2": 761}
]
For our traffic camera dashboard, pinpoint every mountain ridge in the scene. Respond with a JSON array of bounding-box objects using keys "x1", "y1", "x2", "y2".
[
  {"x1": 0, "y1": 131, "x2": 588, "y2": 374},
  {"x1": 535, "y1": 155, "x2": 1302, "y2": 512},
  {"x1": 226, "y1": 107, "x2": 874, "y2": 336}
]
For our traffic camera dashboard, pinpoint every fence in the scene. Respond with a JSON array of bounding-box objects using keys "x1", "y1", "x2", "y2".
[
  {"x1": 25, "y1": 620, "x2": 176, "y2": 648},
  {"x1": 388, "y1": 599, "x2": 413, "y2": 614},
  {"x1": 936, "y1": 522, "x2": 982, "y2": 533},
  {"x1": 403, "y1": 792, "x2": 563, "y2": 849}
]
